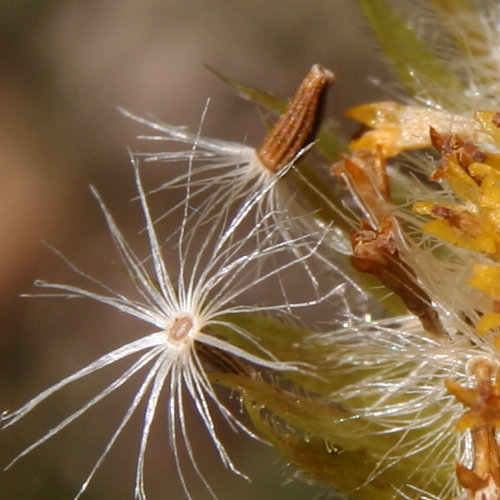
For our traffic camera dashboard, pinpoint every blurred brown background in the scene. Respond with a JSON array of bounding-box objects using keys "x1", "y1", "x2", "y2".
[{"x1": 0, "y1": 1, "x2": 390, "y2": 499}]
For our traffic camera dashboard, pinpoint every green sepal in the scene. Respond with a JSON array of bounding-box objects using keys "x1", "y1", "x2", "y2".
[
  {"x1": 205, "y1": 64, "x2": 287, "y2": 114},
  {"x1": 212, "y1": 372, "x2": 451, "y2": 499},
  {"x1": 359, "y1": 0, "x2": 465, "y2": 110},
  {"x1": 314, "y1": 118, "x2": 349, "y2": 162},
  {"x1": 429, "y1": 0, "x2": 496, "y2": 88},
  {"x1": 209, "y1": 312, "x2": 399, "y2": 398},
  {"x1": 208, "y1": 313, "x2": 331, "y2": 395}
]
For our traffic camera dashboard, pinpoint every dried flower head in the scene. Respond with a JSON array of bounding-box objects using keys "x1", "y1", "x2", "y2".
[{"x1": 312, "y1": 2, "x2": 500, "y2": 499}]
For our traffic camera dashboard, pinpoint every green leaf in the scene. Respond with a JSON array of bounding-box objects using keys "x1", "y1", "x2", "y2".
[{"x1": 359, "y1": 0, "x2": 465, "y2": 110}]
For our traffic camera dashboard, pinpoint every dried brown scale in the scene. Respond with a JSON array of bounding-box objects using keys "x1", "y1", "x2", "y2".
[
  {"x1": 430, "y1": 205, "x2": 483, "y2": 238},
  {"x1": 429, "y1": 128, "x2": 487, "y2": 183},
  {"x1": 447, "y1": 361, "x2": 500, "y2": 499},
  {"x1": 350, "y1": 217, "x2": 448, "y2": 340},
  {"x1": 334, "y1": 147, "x2": 447, "y2": 339},
  {"x1": 257, "y1": 64, "x2": 334, "y2": 173},
  {"x1": 429, "y1": 127, "x2": 463, "y2": 158}
]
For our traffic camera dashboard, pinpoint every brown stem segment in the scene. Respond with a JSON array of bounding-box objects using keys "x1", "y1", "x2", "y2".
[{"x1": 257, "y1": 64, "x2": 334, "y2": 173}]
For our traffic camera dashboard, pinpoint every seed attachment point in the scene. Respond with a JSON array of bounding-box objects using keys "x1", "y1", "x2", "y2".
[{"x1": 167, "y1": 316, "x2": 194, "y2": 342}]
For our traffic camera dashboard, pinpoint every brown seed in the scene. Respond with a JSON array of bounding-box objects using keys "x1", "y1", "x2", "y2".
[{"x1": 257, "y1": 64, "x2": 334, "y2": 173}]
